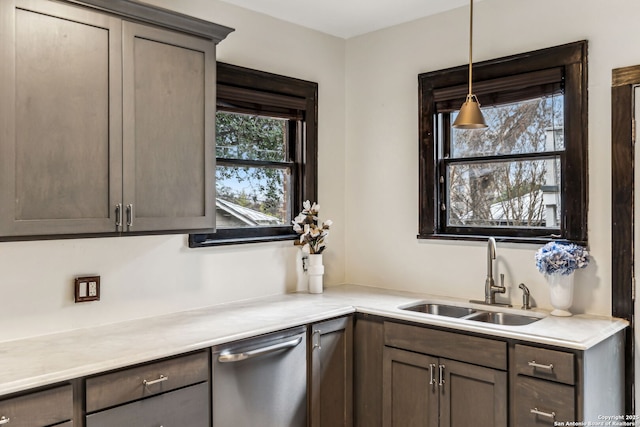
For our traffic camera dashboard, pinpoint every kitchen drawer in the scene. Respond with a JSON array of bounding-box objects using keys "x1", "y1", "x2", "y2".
[
  {"x1": 0, "y1": 384, "x2": 73, "y2": 427},
  {"x1": 86, "y1": 349, "x2": 209, "y2": 412},
  {"x1": 384, "y1": 321, "x2": 507, "y2": 370},
  {"x1": 86, "y1": 382, "x2": 208, "y2": 427},
  {"x1": 514, "y1": 376, "x2": 575, "y2": 426},
  {"x1": 515, "y1": 344, "x2": 574, "y2": 385}
]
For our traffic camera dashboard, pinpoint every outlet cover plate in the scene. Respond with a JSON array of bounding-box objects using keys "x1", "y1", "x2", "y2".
[{"x1": 75, "y1": 276, "x2": 100, "y2": 302}]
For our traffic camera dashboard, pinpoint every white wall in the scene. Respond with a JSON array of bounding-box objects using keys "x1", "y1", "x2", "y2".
[
  {"x1": 0, "y1": 0, "x2": 346, "y2": 342},
  {"x1": 2, "y1": 0, "x2": 637, "y2": 343},
  {"x1": 344, "y1": 0, "x2": 640, "y2": 316}
]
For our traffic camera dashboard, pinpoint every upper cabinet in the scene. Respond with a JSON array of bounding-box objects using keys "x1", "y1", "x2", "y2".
[{"x1": 0, "y1": 0, "x2": 233, "y2": 239}]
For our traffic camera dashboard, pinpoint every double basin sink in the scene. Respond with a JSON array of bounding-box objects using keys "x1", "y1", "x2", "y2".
[{"x1": 401, "y1": 302, "x2": 543, "y2": 326}]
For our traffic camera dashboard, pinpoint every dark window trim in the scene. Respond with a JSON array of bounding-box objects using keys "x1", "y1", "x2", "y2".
[
  {"x1": 189, "y1": 62, "x2": 318, "y2": 248},
  {"x1": 611, "y1": 64, "x2": 639, "y2": 414},
  {"x1": 418, "y1": 41, "x2": 588, "y2": 244}
]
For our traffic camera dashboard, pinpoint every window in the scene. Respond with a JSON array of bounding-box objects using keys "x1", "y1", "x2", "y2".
[
  {"x1": 189, "y1": 63, "x2": 317, "y2": 247},
  {"x1": 418, "y1": 41, "x2": 587, "y2": 243}
]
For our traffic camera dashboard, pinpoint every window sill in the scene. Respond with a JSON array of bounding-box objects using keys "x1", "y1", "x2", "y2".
[
  {"x1": 417, "y1": 233, "x2": 585, "y2": 246},
  {"x1": 189, "y1": 232, "x2": 297, "y2": 248}
]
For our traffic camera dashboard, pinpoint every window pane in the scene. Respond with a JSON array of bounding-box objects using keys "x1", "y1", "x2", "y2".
[
  {"x1": 447, "y1": 157, "x2": 561, "y2": 228},
  {"x1": 216, "y1": 165, "x2": 291, "y2": 228},
  {"x1": 216, "y1": 111, "x2": 288, "y2": 161},
  {"x1": 450, "y1": 94, "x2": 564, "y2": 158}
]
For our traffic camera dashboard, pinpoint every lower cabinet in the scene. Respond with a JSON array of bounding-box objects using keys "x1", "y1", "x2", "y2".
[
  {"x1": 0, "y1": 384, "x2": 73, "y2": 427},
  {"x1": 383, "y1": 348, "x2": 438, "y2": 427},
  {"x1": 0, "y1": 313, "x2": 625, "y2": 427},
  {"x1": 84, "y1": 350, "x2": 209, "y2": 426},
  {"x1": 86, "y1": 383, "x2": 208, "y2": 427},
  {"x1": 382, "y1": 327, "x2": 507, "y2": 427},
  {"x1": 512, "y1": 343, "x2": 576, "y2": 426},
  {"x1": 309, "y1": 316, "x2": 354, "y2": 427}
]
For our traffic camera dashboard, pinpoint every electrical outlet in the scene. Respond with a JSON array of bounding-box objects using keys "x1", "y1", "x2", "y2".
[{"x1": 75, "y1": 276, "x2": 100, "y2": 302}]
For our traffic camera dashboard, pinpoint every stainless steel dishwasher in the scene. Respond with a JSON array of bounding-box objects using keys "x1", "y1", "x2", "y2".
[{"x1": 211, "y1": 326, "x2": 307, "y2": 427}]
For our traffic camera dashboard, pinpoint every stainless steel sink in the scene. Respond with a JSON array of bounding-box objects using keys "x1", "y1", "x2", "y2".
[
  {"x1": 465, "y1": 311, "x2": 541, "y2": 326},
  {"x1": 401, "y1": 302, "x2": 544, "y2": 326},
  {"x1": 402, "y1": 303, "x2": 476, "y2": 318}
]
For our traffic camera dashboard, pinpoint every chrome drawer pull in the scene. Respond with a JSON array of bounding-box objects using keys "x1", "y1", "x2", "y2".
[
  {"x1": 0, "y1": 416, "x2": 10, "y2": 425},
  {"x1": 438, "y1": 364, "x2": 445, "y2": 386},
  {"x1": 126, "y1": 204, "x2": 134, "y2": 227},
  {"x1": 312, "y1": 330, "x2": 322, "y2": 350},
  {"x1": 115, "y1": 204, "x2": 123, "y2": 228},
  {"x1": 143, "y1": 374, "x2": 168, "y2": 387},
  {"x1": 530, "y1": 407, "x2": 556, "y2": 419},
  {"x1": 429, "y1": 363, "x2": 436, "y2": 385},
  {"x1": 528, "y1": 360, "x2": 554, "y2": 371}
]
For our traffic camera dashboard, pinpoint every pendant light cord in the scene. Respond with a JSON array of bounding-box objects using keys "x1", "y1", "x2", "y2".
[{"x1": 468, "y1": 0, "x2": 474, "y2": 98}]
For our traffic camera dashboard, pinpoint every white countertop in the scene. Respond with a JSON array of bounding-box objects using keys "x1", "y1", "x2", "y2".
[{"x1": 0, "y1": 284, "x2": 628, "y2": 397}]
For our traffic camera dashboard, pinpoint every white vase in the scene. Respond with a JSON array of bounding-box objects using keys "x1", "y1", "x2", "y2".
[
  {"x1": 546, "y1": 273, "x2": 574, "y2": 316},
  {"x1": 307, "y1": 254, "x2": 324, "y2": 294}
]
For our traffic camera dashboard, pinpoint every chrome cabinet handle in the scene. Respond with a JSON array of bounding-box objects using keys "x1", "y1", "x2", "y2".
[
  {"x1": 438, "y1": 364, "x2": 445, "y2": 386},
  {"x1": 0, "y1": 416, "x2": 10, "y2": 425},
  {"x1": 143, "y1": 374, "x2": 168, "y2": 387},
  {"x1": 126, "y1": 204, "x2": 134, "y2": 227},
  {"x1": 429, "y1": 363, "x2": 436, "y2": 385},
  {"x1": 115, "y1": 204, "x2": 123, "y2": 228},
  {"x1": 312, "y1": 330, "x2": 322, "y2": 350},
  {"x1": 528, "y1": 360, "x2": 554, "y2": 371},
  {"x1": 218, "y1": 336, "x2": 303, "y2": 363},
  {"x1": 530, "y1": 407, "x2": 556, "y2": 419}
]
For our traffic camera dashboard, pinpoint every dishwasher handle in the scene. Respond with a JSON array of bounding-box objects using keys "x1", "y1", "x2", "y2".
[{"x1": 217, "y1": 335, "x2": 303, "y2": 363}]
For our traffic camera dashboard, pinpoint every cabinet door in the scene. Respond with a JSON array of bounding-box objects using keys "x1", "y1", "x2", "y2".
[
  {"x1": 439, "y1": 358, "x2": 507, "y2": 427},
  {"x1": 354, "y1": 315, "x2": 384, "y2": 427},
  {"x1": 0, "y1": 0, "x2": 123, "y2": 236},
  {"x1": 310, "y1": 316, "x2": 353, "y2": 427},
  {"x1": 122, "y1": 21, "x2": 215, "y2": 233},
  {"x1": 383, "y1": 347, "x2": 438, "y2": 427}
]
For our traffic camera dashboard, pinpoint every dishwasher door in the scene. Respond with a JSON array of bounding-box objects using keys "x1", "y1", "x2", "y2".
[{"x1": 211, "y1": 326, "x2": 307, "y2": 427}]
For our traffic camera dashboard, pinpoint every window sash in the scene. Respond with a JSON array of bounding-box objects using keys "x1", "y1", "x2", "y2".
[{"x1": 440, "y1": 155, "x2": 562, "y2": 231}]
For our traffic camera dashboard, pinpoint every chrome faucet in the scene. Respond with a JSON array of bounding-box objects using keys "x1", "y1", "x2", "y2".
[{"x1": 484, "y1": 237, "x2": 506, "y2": 304}]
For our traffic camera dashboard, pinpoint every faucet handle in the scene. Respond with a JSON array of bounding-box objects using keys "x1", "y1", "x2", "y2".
[{"x1": 500, "y1": 274, "x2": 504, "y2": 287}]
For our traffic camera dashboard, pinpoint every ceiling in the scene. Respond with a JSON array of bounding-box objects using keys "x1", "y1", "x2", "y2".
[{"x1": 219, "y1": 0, "x2": 472, "y2": 39}]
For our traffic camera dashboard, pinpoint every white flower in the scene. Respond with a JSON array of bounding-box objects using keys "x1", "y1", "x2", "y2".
[{"x1": 292, "y1": 201, "x2": 332, "y2": 254}]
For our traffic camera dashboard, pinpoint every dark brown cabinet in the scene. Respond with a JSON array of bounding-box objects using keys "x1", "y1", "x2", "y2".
[
  {"x1": 84, "y1": 350, "x2": 210, "y2": 427},
  {"x1": 86, "y1": 382, "x2": 208, "y2": 427},
  {"x1": 0, "y1": 384, "x2": 73, "y2": 427},
  {"x1": 383, "y1": 348, "x2": 438, "y2": 427},
  {"x1": 382, "y1": 322, "x2": 507, "y2": 427},
  {"x1": 120, "y1": 21, "x2": 216, "y2": 234},
  {"x1": 512, "y1": 343, "x2": 577, "y2": 426},
  {"x1": 309, "y1": 316, "x2": 354, "y2": 427},
  {"x1": 0, "y1": 0, "x2": 231, "y2": 239}
]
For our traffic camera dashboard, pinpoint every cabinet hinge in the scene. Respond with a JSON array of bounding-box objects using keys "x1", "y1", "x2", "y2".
[
  {"x1": 633, "y1": 118, "x2": 637, "y2": 144},
  {"x1": 632, "y1": 276, "x2": 636, "y2": 301}
]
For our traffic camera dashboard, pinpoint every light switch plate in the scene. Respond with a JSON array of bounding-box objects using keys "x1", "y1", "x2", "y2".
[{"x1": 75, "y1": 276, "x2": 100, "y2": 302}]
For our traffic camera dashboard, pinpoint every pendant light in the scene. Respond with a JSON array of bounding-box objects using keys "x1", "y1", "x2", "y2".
[{"x1": 452, "y1": 0, "x2": 488, "y2": 129}]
